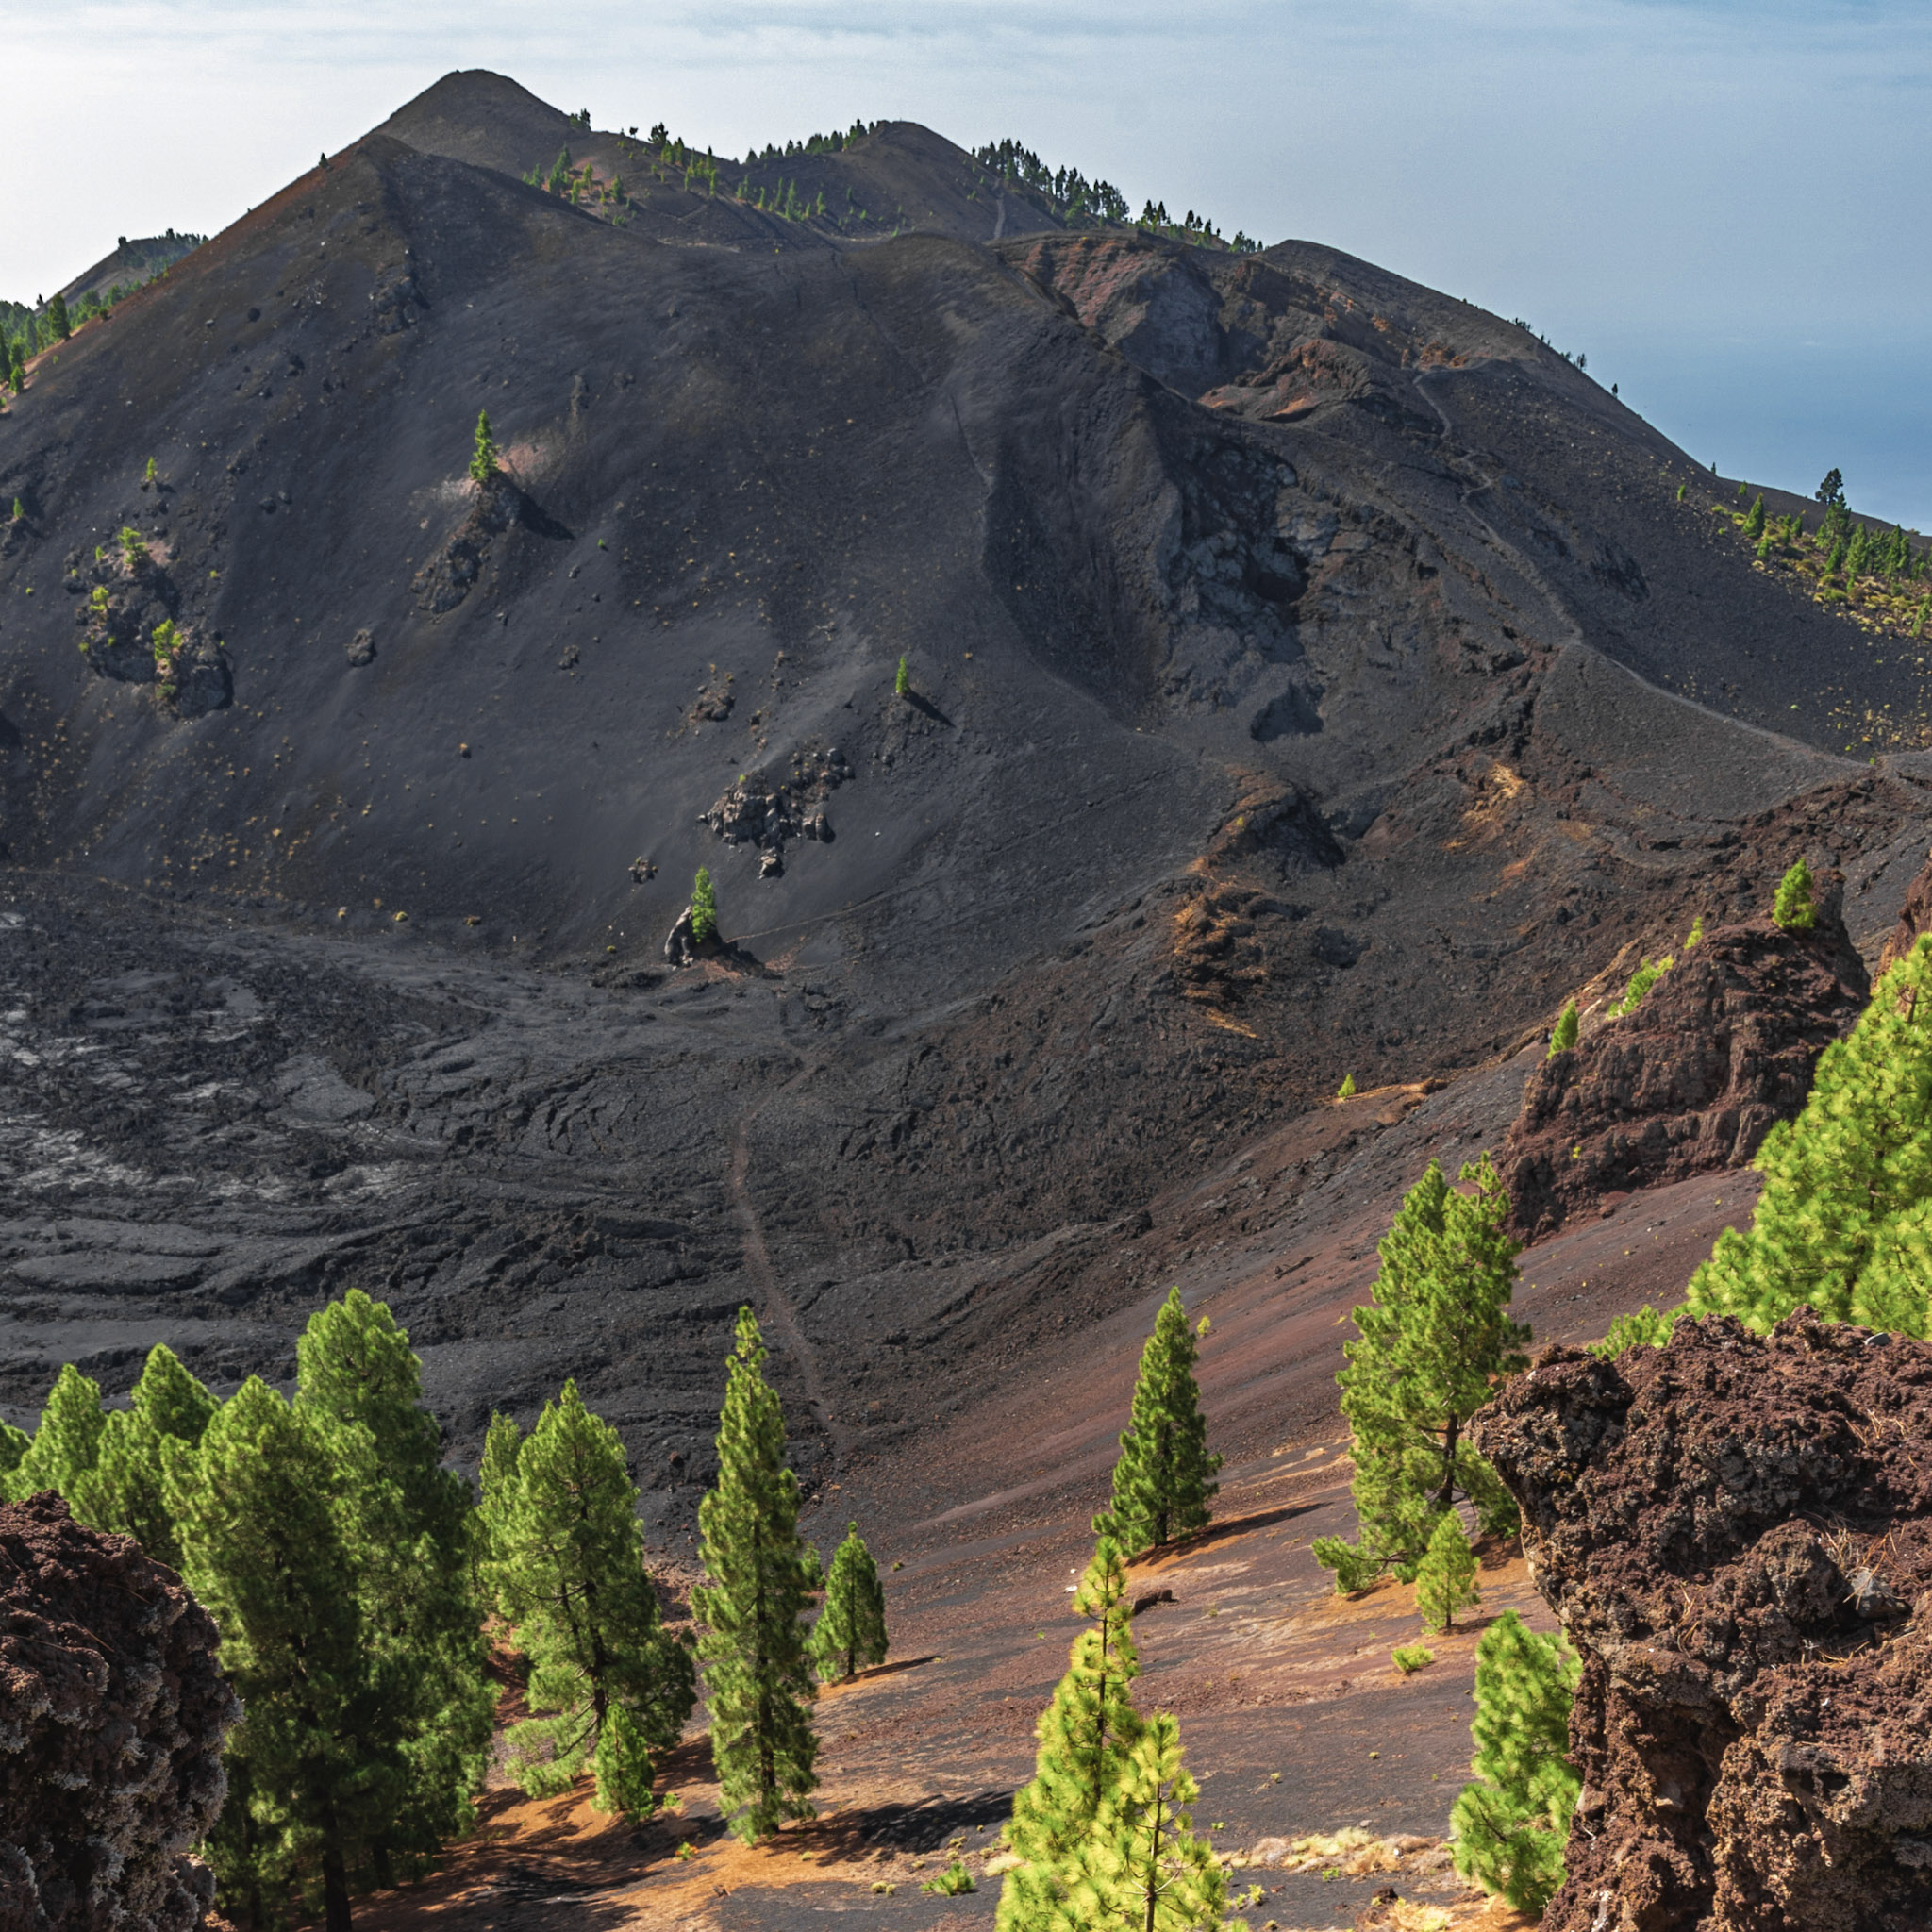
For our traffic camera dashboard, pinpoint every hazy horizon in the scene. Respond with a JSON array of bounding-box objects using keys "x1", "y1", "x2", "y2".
[{"x1": 7, "y1": 1, "x2": 1928, "y2": 525}]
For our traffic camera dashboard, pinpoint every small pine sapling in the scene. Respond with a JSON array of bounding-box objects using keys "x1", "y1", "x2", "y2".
[
  {"x1": 1610, "y1": 955, "x2": 1673, "y2": 1017},
  {"x1": 151, "y1": 618, "x2": 180, "y2": 667},
  {"x1": 1742, "y1": 493, "x2": 1765, "y2": 539},
  {"x1": 894, "y1": 653, "x2": 910, "y2": 697},
  {"x1": 691, "y1": 867, "x2": 718, "y2": 944},
  {"x1": 9, "y1": 1362, "x2": 107, "y2": 1501},
  {"x1": 1108, "y1": 1285, "x2": 1221, "y2": 1555},
  {"x1": 1414, "y1": 1510, "x2": 1480, "y2": 1632},
  {"x1": 1392, "y1": 1643, "x2": 1435, "y2": 1674},
  {"x1": 1589, "y1": 1305, "x2": 1680, "y2": 1358},
  {"x1": 1547, "y1": 1003, "x2": 1578, "y2": 1058},
  {"x1": 1772, "y1": 860, "x2": 1816, "y2": 932},
  {"x1": 119, "y1": 525, "x2": 148, "y2": 565},
  {"x1": 1336, "y1": 1073, "x2": 1357, "y2": 1099},
  {"x1": 809, "y1": 1523, "x2": 889, "y2": 1682},
  {"x1": 47, "y1": 292, "x2": 71, "y2": 341},
  {"x1": 1451, "y1": 1611, "x2": 1582, "y2": 1914},
  {"x1": 469, "y1": 409, "x2": 501, "y2": 486},
  {"x1": 1684, "y1": 913, "x2": 1706, "y2": 949}
]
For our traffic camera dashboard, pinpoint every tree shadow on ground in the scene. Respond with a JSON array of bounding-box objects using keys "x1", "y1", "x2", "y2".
[{"x1": 801, "y1": 1790, "x2": 1014, "y2": 1866}]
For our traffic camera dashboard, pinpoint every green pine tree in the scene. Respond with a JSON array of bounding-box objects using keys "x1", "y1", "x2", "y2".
[
  {"x1": 693, "y1": 1310, "x2": 819, "y2": 1841},
  {"x1": 496, "y1": 1380, "x2": 694, "y2": 1807},
  {"x1": 67, "y1": 1343, "x2": 215, "y2": 1568},
  {"x1": 1414, "y1": 1510, "x2": 1480, "y2": 1632},
  {"x1": 809, "y1": 1522, "x2": 889, "y2": 1682},
  {"x1": 47, "y1": 291, "x2": 71, "y2": 341},
  {"x1": 1773, "y1": 859, "x2": 1816, "y2": 931},
  {"x1": 294, "y1": 1291, "x2": 494, "y2": 1876},
  {"x1": 1610, "y1": 953, "x2": 1673, "y2": 1017},
  {"x1": 1337, "y1": 1073, "x2": 1357, "y2": 1098},
  {"x1": 1108, "y1": 1287, "x2": 1222, "y2": 1556},
  {"x1": 998, "y1": 1523, "x2": 1144, "y2": 1931},
  {"x1": 475, "y1": 1408, "x2": 524, "y2": 1612},
  {"x1": 0, "y1": 1419, "x2": 27, "y2": 1496},
  {"x1": 1312, "y1": 1157, "x2": 1528, "y2": 1592},
  {"x1": 1547, "y1": 1002, "x2": 1579, "y2": 1057},
  {"x1": 894, "y1": 653, "x2": 910, "y2": 697},
  {"x1": 691, "y1": 866, "x2": 719, "y2": 944},
  {"x1": 12, "y1": 1362, "x2": 106, "y2": 1500},
  {"x1": 469, "y1": 409, "x2": 501, "y2": 486},
  {"x1": 1059, "y1": 1713, "x2": 1234, "y2": 1932},
  {"x1": 1450, "y1": 1610, "x2": 1581, "y2": 1914},
  {"x1": 167, "y1": 1377, "x2": 398, "y2": 1932},
  {"x1": 1743, "y1": 493, "x2": 1765, "y2": 540},
  {"x1": 1688, "y1": 934, "x2": 1932, "y2": 1335}
]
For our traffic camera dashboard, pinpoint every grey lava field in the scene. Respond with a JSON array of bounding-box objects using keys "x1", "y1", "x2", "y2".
[{"x1": 4, "y1": 68, "x2": 1931, "y2": 1545}]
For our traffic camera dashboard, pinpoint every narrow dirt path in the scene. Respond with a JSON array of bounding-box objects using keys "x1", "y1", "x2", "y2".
[{"x1": 728, "y1": 1059, "x2": 848, "y2": 1473}]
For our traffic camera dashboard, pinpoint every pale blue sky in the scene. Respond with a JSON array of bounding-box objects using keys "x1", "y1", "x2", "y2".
[{"x1": 8, "y1": 1, "x2": 1928, "y2": 524}]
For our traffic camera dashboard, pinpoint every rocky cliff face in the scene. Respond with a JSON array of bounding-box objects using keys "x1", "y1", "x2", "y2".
[
  {"x1": 0, "y1": 1492, "x2": 237, "y2": 1932},
  {"x1": 1878, "y1": 845, "x2": 1932, "y2": 972},
  {"x1": 1501, "y1": 900, "x2": 1869, "y2": 1240},
  {"x1": 1477, "y1": 1313, "x2": 1932, "y2": 1932}
]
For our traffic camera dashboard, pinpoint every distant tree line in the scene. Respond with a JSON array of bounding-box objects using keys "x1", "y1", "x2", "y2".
[{"x1": 972, "y1": 137, "x2": 1262, "y2": 251}]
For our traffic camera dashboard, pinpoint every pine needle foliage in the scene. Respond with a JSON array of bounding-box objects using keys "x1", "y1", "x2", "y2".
[
  {"x1": 1312, "y1": 1158, "x2": 1528, "y2": 1592},
  {"x1": 1610, "y1": 954, "x2": 1673, "y2": 1017},
  {"x1": 809, "y1": 1522, "x2": 889, "y2": 1682},
  {"x1": 475, "y1": 1409, "x2": 524, "y2": 1613},
  {"x1": 1336, "y1": 1073, "x2": 1357, "y2": 1098},
  {"x1": 1057, "y1": 1713, "x2": 1239, "y2": 1932},
  {"x1": 469, "y1": 410, "x2": 501, "y2": 486},
  {"x1": 11, "y1": 1362, "x2": 106, "y2": 1501},
  {"x1": 1589, "y1": 1305, "x2": 1680, "y2": 1357},
  {"x1": 1547, "y1": 1002, "x2": 1578, "y2": 1058},
  {"x1": 998, "y1": 1522, "x2": 1145, "y2": 1932},
  {"x1": 68, "y1": 1343, "x2": 215, "y2": 1568},
  {"x1": 1450, "y1": 1610, "x2": 1581, "y2": 1915},
  {"x1": 894, "y1": 653, "x2": 910, "y2": 697},
  {"x1": 1689, "y1": 934, "x2": 1932, "y2": 1335},
  {"x1": 294, "y1": 1292, "x2": 495, "y2": 1873},
  {"x1": 167, "y1": 1377, "x2": 396, "y2": 1932},
  {"x1": 1773, "y1": 859, "x2": 1816, "y2": 931},
  {"x1": 1414, "y1": 1511, "x2": 1480, "y2": 1632},
  {"x1": 694, "y1": 1309, "x2": 819, "y2": 1841},
  {"x1": 691, "y1": 866, "x2": 719, "y2": 944},
  {"x1": 1109, "y1": 1287, "x2": 1222, "y2": 1556},
  {"x1": 497, "y1": 1380, "x2": 694, "y2": 1807}
]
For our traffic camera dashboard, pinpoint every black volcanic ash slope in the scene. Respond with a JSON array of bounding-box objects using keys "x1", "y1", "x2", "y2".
[{"x1": 2, "y1": 72, "x2": 1929, "y2": 1518}]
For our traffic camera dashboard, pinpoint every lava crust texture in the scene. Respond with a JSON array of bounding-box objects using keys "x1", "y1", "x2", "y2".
[
  {"x1": 1501, "y1": 892, "x2": 1870, "y2": 1240},
  {"x1": 1478, "y1": 1312, "x2": 1932, "y2": 1932},
  {"x1": 0, "y1": 1491, "x2": 237, "y2": 1932}
]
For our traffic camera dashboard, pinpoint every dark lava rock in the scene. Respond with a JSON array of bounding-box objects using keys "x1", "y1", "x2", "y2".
[
  {"x1": 1476, "y1": 1312, "x2": 1932, "y2": 1932},
  {"x1": 0, "y1": 1491, "x2": 237, "y2": 1932},
  {"x1": 1501, "y1": 899, "x2": 1868, "y2": 1240},
  {"x1": 1878, "y1": 845, "x2": 1932, "y2": 973}
]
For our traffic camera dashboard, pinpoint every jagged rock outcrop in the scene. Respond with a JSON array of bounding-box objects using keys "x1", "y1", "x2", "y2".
[
  {"x1": 0, "y1": 1492, "x2": 238, "y2": 1932},
  {"x1": 1476, "y1": 1312, "x2": 1932, "y2": 1932},
  {"x1": 1878, "y1": 846, "x2": 1932, "y2": 972},
  {"x1": 1501, "y1": 896, "x2": 1868, "y2": 1238}
]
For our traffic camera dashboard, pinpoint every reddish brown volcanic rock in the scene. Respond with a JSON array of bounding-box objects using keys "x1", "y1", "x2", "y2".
[
  {"x1": 1878, "y1": 846, "x2": 1932, "y2": 973},
  {"x1": 1501, "y1": 901, "x2": 1868, "y2": 1240},
  {"x1": 0, "y1": 1492, "x2": 237, "y2": 1932},
  {"x1": 1477, "y1": 1314, "x2": 1932, "y2": 1932}
]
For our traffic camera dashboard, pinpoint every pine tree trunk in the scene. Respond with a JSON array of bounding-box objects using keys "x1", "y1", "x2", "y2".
[
  {"x1": 1436, "y1": 1414, "x2": 1459, "y2": 1511},
  {"x1": 321, "y1": 1838, "x2": 353, "y2": 1932}
]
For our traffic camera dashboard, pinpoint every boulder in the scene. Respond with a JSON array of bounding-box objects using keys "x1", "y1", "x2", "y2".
[
  {"x1": 1475, "y1": 1312, "x2": 1932, "y2": 1931},
  {"x1": 0, "y1": 1491, "x2": 238, "y2": 1932},
  {"x1": 1501, "y1": 898, "x2": 1868, "y2": 1239}
]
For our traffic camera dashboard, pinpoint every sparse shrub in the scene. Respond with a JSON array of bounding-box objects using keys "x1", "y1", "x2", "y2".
[
  {"x1": 151, "y1": 618, "x2": 180, "y2": 666},
  {"x1": 1675, "y1": 482, "x2": 1687, "y2": 502},
  {"x1": 894, "y1": 653, "x2": 909, "y2": 697},
  {"x1": 921, "y1": 1861, "x2": 975, "y2": 1895},
  {"x1": 1589, "y1": 1304, "x2": 1679, "y2": 1357},
  {"x1": 8, "y1": 498, "x2": 21, "y2": 522},
  {"x1": 1772, "y1": 859, "x2": 1815, "y2": 932},
  {"x1": 1336, "y1": 1073, "x2": 1357, "y2": 1098},
  {"x1": 691, "y1": 866, "x2": 718, "y2": 943},
  {"x1": 1414, "y1": 1510, "x2": 1479, "y2": 1632},
  {"x1": 1684, "y1": 912, "x2": 1705, "y2": 949},
  {"x1": 118, "y1": 525, "x2": 147, "y2": 564},
  {"x1": 1547, "y1": 1002, "x2": 1578, "y2": 1058},
  {"x1": 1451, "y1": 1611, "x2": 1581, "y2": 1914},
  {"x1": 1610, "y1": 954, "x2": 1672, "y2": 1017},
  {"x1": 143, "y1": 457, "x2": 158, "y2": 489},
  {"x1": 1392, "y1": 1643, "x2": 1435, "y2": 1674}
]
